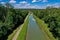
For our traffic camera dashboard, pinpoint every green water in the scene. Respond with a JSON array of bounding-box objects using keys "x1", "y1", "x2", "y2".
[{"x1": 26, "y1": 14, "x2": 48, "y2": 40}]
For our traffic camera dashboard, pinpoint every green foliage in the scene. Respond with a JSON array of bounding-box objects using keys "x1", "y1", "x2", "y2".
[
  {"x1": 33, "y1": 8, "x2": 60, "y2": 40},
  {"x1": 0, "y1": 4, "x2": 28, "y2": 40}
]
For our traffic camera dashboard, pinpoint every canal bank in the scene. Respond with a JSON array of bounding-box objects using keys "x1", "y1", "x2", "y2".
[{"x1": 33, "y1": 15, "x2": 55, "y2": 40}]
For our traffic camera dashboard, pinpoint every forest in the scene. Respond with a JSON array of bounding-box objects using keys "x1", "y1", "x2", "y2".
[
  {"x1": 0, "y1": 3, "x2": 28, "y2": 40},
  {"x1": 0, "y1": 3, "x2": 60, "y2": 40}
]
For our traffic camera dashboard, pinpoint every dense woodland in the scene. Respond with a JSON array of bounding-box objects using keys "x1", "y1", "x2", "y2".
[
  {"x1": 0, "y1": 4, "x2": 28, "y2": 40},
  {"x1": 32, "y1": 8, "x2": 60, "y2": 40}
]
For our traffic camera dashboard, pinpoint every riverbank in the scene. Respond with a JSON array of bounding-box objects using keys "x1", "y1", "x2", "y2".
[
  {"x1": 16, "y1": 13, "x2": 30, "y2": 40},
  {"x1": 33, "y1": 15, "x2": 55, "y2": 40}
]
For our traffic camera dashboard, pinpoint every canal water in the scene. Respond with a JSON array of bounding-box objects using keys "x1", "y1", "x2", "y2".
[{"x1": 26, "y1": 14, "x2": 48, "y2": 40}]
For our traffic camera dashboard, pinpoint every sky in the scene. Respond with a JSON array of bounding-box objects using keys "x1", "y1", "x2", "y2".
[{"x1": 0, "y1": 0, "x2": 60, "y2": 9}]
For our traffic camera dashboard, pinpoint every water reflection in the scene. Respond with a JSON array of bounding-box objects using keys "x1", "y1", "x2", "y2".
[{"x1": 26, "y1": 14, "x2": 47, "y2": 40}]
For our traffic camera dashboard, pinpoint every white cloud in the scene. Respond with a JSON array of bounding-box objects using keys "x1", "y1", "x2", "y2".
[
  {"x1": 0, "y1": 2, "x2": 6, "y2": 7},
  {"x1": 32, "y1": 0, "x2": 37, "y2": 2},
  {"x1": 19, "y1": 1, "x2": 28, "y2": 4},
  {"x1": 14, "y1": 1, "x2": 59, "y2": 9},
  {"x1": 32, "y1": 0, "x2": 41, "y2": 3},
  {"x1": 14, "y1": 1, "x2": 46, "y2": 9},
  {"x1": 53, "y1": 3, "x2": 60, "y2": 8},
  {"x1": 32, "y1": 0, "x2": 48, "y2": 3},
  {"x1": 46, "y1": 3, "x2": 60, "y2": 8},
  {"x1": 16, "y1": 3, "x2": 60, "y2": 9},
  {"x1": 9, "y1": 0, "x2": 16, "y2": 3},
  {"x1": 14, "y1": 3, "x2": 46, "y2": 9},
  {"x1": 1, "y1": 2, "x2": 6, "y2": 4},
  {"x1": 42, "y1": 0, "x2": 48, "y2": 2},
  {"x1": 19, "y1": 1, "x2": 30, "y2": 7},
  {"x1": 14, "y1": 1, "x2": 31, "y2": 9}
]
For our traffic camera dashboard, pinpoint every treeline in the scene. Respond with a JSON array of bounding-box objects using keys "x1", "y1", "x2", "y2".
[
  {"x1": 32, "y1": 8, "x2": 60, "y2": 40},
  {"x1": 0, "y1": 4, "x2": 28, "y2": 40}
]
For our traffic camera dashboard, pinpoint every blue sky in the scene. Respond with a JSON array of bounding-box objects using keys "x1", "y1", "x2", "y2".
[{"x1": 0, "y1": 0, "x2": 60, "y2": 9}]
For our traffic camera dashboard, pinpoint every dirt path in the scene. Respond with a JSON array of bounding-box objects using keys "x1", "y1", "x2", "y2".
[{"x1": 12, "y1": 24, "x2": 23, "y2": 40}]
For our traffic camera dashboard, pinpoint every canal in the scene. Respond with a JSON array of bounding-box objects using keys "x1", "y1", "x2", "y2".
[{"x1": 26, "y1": 14, "x2": 48, "y2": 40}]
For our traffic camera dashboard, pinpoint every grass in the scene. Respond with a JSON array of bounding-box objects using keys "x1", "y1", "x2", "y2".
[
  {"x1": 17, "y1": 13, "x2": 30, "y2": 40},
  {"x1": 33, "y1": 15, "x2": 56, "y2": 40},
  {"x1": 7, "y1": 25, "x2": 22, "y2": 40}
]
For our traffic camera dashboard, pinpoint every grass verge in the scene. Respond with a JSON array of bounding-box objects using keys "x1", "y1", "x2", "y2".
[
  {"x1": 16, "y1": 13, "x2": 30, "y2": 40},
  {"x1": 33, "y1": 15, "x2": 56, "y2": 40}
]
